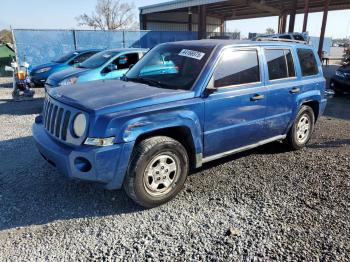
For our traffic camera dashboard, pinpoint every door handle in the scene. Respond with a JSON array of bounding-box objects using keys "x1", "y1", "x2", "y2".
[
  {"x1": 289, "y1": 87, "x2": 300, "y2": 94},
  {"x1": 250, "y1": 94, "x2": 264, "y2": 101}
]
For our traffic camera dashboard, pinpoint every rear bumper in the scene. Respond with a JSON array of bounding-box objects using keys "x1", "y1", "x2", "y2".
[
  {"x1": 32, "y1": 120, "x2": 134, "y2": 189},
  {"x1": 319, "y1": 98, "x2": 327, "y2": 117}
]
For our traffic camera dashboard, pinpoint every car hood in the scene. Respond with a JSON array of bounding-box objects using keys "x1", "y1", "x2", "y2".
[
  {"x1": 47, "y1": 67, "x2": 90, "y2": 86},
  {"x1": 32, "y1": 62, "x2": 59, "y2": 72},
  {"x1": 48, "y1": 79, "x2": 194, "y2": 113}
]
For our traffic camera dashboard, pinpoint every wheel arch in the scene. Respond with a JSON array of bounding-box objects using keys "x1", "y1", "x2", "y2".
[
  {"x1": 301, "y1": 100, "x2": 319, "y2": 122},
  {"x1": 134, "y1": 126, "x2": 199, "y2": 170}
]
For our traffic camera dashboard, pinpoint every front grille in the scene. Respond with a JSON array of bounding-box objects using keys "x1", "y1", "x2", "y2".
[{"x1": 43, "y1": 96, "x2": 72, "y2": 141}]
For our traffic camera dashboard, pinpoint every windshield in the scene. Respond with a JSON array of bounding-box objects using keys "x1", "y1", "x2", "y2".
[
  {"x1": 79, "y1": 50, "x2": 119, "y2": 69},
  {"x1": 52, "y1": 51, "x2": 79, "y2": 63},
  {"x1": 125, "y1": 44, "x2": 214, "y2": 90}
]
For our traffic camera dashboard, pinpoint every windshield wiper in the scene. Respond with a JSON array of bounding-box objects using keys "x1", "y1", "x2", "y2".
[{"x1": 126, "y1": 76, "x2": 164, "y2": 88}]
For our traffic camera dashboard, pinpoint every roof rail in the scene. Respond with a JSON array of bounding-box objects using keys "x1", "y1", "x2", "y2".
[{"x1": 254, "y1": 37, "x2": 307, "y2": 44}]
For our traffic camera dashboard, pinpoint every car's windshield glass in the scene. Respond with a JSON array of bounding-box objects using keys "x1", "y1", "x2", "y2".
[
  {"x1": 124, "y1": 44, "x2": 214, "y2": 90},
  {"x1": 79, "y1": 51, "x2": 119, "y2": 69},
  {"x1": 52, "y1": 51, "x2": 78, "y2": 63}
]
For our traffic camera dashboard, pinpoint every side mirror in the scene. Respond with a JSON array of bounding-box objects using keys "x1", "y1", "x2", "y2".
[{"x1": 203, "y1": 77, "x2": 217, "y2": 96}]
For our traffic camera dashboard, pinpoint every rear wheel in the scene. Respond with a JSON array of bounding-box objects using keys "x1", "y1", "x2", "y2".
[
  {"x1": 285, "y1": 105, "x2": 315, "y2": 150},
  {"x1": 123, "y1": 136, "x2": 189, "y2": 208}
]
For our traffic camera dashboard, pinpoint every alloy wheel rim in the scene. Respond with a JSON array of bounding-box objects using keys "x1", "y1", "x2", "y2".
[
  {"x1": 296, "y1": 114, "x2": 311, "y2": 144},
  {"x1": 143, "y1": 153, "x2": 179, "y2": 196}
]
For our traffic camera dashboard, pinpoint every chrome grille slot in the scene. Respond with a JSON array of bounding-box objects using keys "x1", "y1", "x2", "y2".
[
  {"x1": 61, "y1": 111, "x2": 71, "y2": 141},
  {"x1": 46, "y1": 103, "x2": 54, "y2": 130},
  {"x1": 50, "y1": 106, "x2": 58, "y2": 134},
  {"x1": 55, "y1": 108, "x2": 64, "y2": 137}
]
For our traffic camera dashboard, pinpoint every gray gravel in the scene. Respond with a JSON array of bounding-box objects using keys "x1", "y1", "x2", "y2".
[{"x1": 0, "y1": 86, "x2": 350, "y2": 261}]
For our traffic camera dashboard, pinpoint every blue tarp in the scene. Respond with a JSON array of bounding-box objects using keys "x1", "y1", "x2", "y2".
[{"x1": 13, "y1": 29, "x2": 198, "y2": 66}]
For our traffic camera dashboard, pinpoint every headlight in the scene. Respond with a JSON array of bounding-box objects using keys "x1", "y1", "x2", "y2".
[
  {"x1": 84, "y1": 137, "x2": 115, "y2": 147},
  {"x1": 72, "y1": 113, "x2": 87, "y2": 138},
  {"x1": 59, "y1": 76, "x2": 78, "y2": 86},
  {"x1": 335, "y1": 70, "x2": 345, "y2": 78},
  {"x1": 35, "y1": 67, "x2": 51, "y2": 74}
]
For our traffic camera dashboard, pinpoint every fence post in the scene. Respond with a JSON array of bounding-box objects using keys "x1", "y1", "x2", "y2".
[
  {"x1": 72, "y1": 30, "x2": 77, "y2": 50},
  {"x1": 122, "y1": 30, "x2": 126, "y2": 48}
]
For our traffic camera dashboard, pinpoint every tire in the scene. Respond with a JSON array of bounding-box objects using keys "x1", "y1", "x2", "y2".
[
  {"x1": 123, "y1": 136, "x2": 189, "y2": 208},
  {"x1": 285, "y1": 105, "x2": 315, "y2": 150}
]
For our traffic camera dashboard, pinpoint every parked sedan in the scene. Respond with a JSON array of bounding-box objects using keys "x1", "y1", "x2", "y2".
[
  {"x1": 45, "y1": 48, "x2": 148, "y2": 88},
  {"x1": 330, "y1": 66, "x2": 350, "y2": 95},
  {"x1": 30, "y1": 49, "x2": 101, "y2": 86}
]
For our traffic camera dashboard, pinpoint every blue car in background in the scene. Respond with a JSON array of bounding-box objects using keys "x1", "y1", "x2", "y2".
[
  {"x1": 30, "y1": 49, "x2": 101, "y2": 86},
  {"x1": 45, "y1": 48, "x2": 148, "y2": 87}
]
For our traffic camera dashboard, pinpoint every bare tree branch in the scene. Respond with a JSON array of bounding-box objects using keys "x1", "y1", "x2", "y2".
[{"x1": 76, "y1": 0, "x2": 138, "y2": 30}]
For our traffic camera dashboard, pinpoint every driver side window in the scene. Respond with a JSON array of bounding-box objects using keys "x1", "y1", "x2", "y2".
[
  {"x1": 68, "y1": 52, "x2": 95, "y2": 66},
  {"x1": 213, "y1": 49, "x2": 260, "y2": 88},
  {"x1": 103, "y1": 53, "x2": 140, "y2": 73}
]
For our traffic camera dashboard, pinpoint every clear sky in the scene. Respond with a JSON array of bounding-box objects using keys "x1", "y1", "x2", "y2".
[{"x1": 1, "y1": 0, "x2": 349, "y2": 39}]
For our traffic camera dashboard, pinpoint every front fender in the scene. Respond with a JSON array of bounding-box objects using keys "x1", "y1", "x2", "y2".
[{"x1": 119, "y1": 110, "x2": 203, "y2": 166}]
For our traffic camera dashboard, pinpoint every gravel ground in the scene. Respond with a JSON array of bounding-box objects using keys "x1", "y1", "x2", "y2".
[{"x1": 0, "y1": 86, "x2": 349, "y2": 261}]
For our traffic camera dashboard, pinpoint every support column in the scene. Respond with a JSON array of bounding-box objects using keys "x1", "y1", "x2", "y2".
[
  {"x1": 139, "y1": 14, "x2": 147, "y2": 30},
  {"x1": 318, "y1": 0, "x2": 330, "y2": 57},
  {"x1": 220, "y1": 19, "x2": 225, "y2": 34},
  {"x1": 302, "y1": 0, "x2": 310, "y2": 32},
  {"x1": 279, "y1": 13, "x2": 287, "y2": 33},
  {"x1": 288, "y1": 0, "x2": 297, "y2": 33},
  {"x1": 188, "y1": 7, "x2": 192, "y2": 32},
  {"x1": 198, "y1": 5, "x2": 207, "y2": 39}
]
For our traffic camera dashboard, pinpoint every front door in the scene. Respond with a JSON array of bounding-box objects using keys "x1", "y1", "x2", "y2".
[{"x1": 203, "y1": 48, "x2": 268, "y2": 158}]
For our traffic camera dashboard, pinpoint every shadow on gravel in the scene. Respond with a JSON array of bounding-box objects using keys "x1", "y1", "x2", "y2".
[
  {"x1": 0, "y1": 136, "x2": 143, "y2": 231},
  {"x1": 308, "y1": 139, "x2": 350, "y2": 149},
  {"x1": 0, "y1": 97, "x2": 44, "y2": 115}
]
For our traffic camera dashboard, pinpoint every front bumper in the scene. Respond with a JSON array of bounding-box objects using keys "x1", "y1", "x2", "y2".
[
  {"x1": 330, "y1": 77, "x2": 350, "y2": 92},
  {"x1": 30, "y1": 75, "x2": 47, "y2": 86},
  {"x1": 32, "y1": 120, "x2": 134, "y2": 189}
]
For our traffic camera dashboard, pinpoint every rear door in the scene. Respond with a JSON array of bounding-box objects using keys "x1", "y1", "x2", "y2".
[
  {"x1": 203, "y1": 47, "x2": 268, "y2": 157},
  {"x1": 263, "y1": 47, "x2": 300, "y2": 137}
]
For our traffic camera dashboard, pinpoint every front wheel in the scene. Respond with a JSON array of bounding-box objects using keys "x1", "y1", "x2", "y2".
[
  {"x1": 123, "y1": 136, "x2": 189, "y2": 208},
  {"x1": 285, "y1": 105, "x2": 315, "y2": 150}
]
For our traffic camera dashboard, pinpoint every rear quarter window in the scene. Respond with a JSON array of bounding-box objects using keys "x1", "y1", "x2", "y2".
[{"x1": 297, "y1": 48, "x2": 319, "y2": 77}]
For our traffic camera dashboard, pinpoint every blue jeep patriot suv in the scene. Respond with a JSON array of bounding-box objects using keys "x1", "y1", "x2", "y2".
[{"x1": 33, "y1": 40, "x2": 327, "y2": 207}]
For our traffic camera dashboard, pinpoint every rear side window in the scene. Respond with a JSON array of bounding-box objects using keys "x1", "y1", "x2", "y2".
[
  {"x1": 265, "y1": 49, "x2": 295, "y2": 80},
  {"x1": 297, "y1": 49, "x2": 319, "y2": 76},
  {"x1": 213, "y1": 50, "x2": 260, "y2": 87},
  {"x1": 280, "y1": 35, "x2": 292, "y2": 39}
]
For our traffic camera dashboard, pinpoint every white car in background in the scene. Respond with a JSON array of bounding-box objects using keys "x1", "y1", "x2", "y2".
[{"x1": 254, "y1": 32, "x2": 309, "y2": 43}]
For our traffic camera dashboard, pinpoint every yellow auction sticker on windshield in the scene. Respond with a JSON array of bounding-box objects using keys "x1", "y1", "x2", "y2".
[{"x1": 179, "y1": 49, "x2": 205, "y2": 60}]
